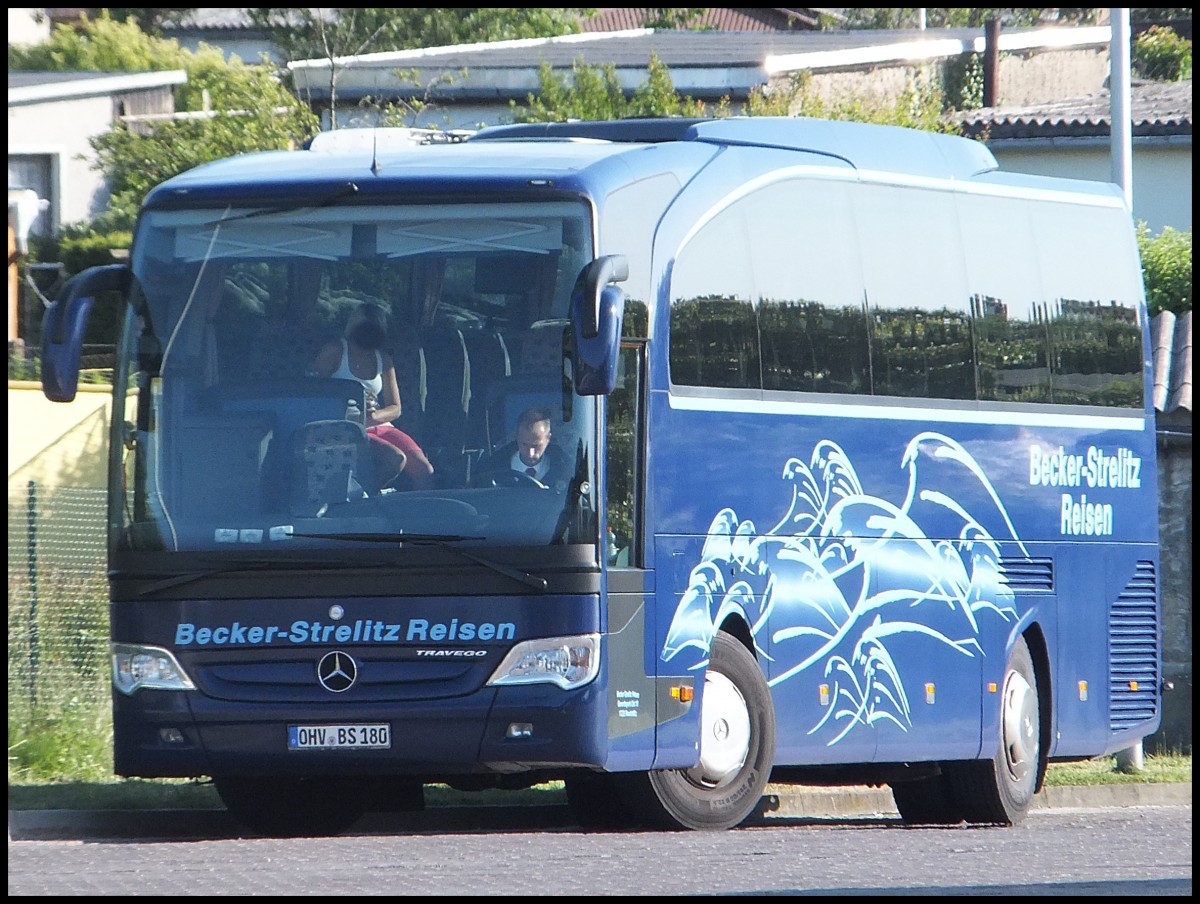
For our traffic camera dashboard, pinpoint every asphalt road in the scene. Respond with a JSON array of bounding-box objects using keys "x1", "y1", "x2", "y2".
[
  {"x1": 7, "y1": 789, "x2": 1192, "y2": 897},
  {"x1": 8, "y1": 780, "x2": 1192, "y2": 841}
]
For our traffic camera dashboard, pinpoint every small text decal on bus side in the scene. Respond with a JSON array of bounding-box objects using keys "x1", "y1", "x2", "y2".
[{"x1": 1028, "y1": 444, "x2": 1143, "y2": 536}]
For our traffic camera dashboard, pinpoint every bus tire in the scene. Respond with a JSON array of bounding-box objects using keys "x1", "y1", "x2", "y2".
[
  {"x1": 214, "y1": 775, "x2": 366, "y2": 837},
  {"x1": 947, "y1": 636, "x2": 1040, "y2": 825},
  {"x1": 621, "y1": 631, "x2": 776, "y2": 830},
  {"x1": 890, "y1": 772, "x2": 964, "y2": 825}
]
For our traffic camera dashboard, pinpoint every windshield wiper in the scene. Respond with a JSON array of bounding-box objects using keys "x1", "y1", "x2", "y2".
[
  {"x1": 290, "y1": 531, "x2": 549, "y2": 591},
  {"x1": 197, "y1": 183, "x2": 361, "y2": 228},
  {"x1": 116, "y1": 559, "x2": 388, "y2": 598}
]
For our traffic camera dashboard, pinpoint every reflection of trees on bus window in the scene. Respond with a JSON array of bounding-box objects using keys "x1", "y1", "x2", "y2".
[
  {"x1": 670, "y1": 295, "x2": 760, "y2": 389},
  {"x1": 602, "y1": 173, "x2": 679, "y2": 345},
  {"x1": 621, "y1": 299, "x2": 648, "y2": 339},
  {"x1": 667, "y1": 175, "x2": 1144, "y2": 409},
  {"x1": 605, "y1": 344, "x2": 642, "y2": 566},
  {"x1": 759, "y1": 299, "x2": 870, "y2": 395}
]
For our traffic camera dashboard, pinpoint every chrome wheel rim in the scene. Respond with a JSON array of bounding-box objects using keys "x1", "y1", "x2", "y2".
[
  {"x1": 686, "y1": 670, "x2": 751, "y2": 788},
  {"x1": 1001, "y1": 666, "x2": 1038, "y2": 785}
]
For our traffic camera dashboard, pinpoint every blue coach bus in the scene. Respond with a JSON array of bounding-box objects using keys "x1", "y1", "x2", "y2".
[{"x1": 42, "y1": 117, "x2": 1161, "y2": 834}]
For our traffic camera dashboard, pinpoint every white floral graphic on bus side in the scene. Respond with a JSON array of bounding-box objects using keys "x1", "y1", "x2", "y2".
[{"x1": 662, "y1": 431, "x2": 1025, "y2": 745}]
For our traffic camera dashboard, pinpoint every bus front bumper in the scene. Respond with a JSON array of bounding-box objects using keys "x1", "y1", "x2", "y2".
[{"x1": 113, "y1": 681, "x2": 609, "y2": 778}]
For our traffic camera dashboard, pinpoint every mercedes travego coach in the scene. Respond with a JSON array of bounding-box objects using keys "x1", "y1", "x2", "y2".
[{"x1": 41, "y1": 117, "x2": 1161, "y2": 835}]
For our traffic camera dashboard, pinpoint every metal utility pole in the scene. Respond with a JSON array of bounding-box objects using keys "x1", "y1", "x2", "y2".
[
  {"x1": 1110, "y1": 7, "x2": 1144, "y2": 774},
  {"x1": 983, "y1": 18, "x2": 1001, "y2": 108},
  {"x1": 1111, "y1": 8, "x2": 1134, "y2": 210}
]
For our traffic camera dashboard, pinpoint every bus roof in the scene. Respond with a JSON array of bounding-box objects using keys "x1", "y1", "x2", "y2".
[
  {"x1": 144, "y1": 117, "x2": 1129, "y2": 210},
  {"x1": 470, "y1": 116, "x2": 1001, "y2": 182},
  {"x1": 144, "y1": 135, "x2": 661, "y2": 206}
]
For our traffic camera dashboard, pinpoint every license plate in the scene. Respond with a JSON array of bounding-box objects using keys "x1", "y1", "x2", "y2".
[{"x1": 288, "y1": 723, "x2": 391, "y2": 750}]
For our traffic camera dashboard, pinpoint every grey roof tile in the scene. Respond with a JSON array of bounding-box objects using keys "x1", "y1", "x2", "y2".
[
  {"x1": 954, "y1": 79, "x2": 1192, "y2": 139},
  {"x1": 1153, "y1": 311, "x2": 1193, "y2": 414},
  {"x1": 581, "y1": 8, "x2": 833, "y2": 32}
]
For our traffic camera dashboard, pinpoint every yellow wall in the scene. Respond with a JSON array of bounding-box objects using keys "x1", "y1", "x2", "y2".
[
  {"x1": 8, "y1": 381, "x2": 112, "y2": 574},
  {"x1": 7, "y1": 382, "x2": 112, "y2": 492}
]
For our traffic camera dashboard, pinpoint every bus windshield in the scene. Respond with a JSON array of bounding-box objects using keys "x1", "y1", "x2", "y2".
[{"x1": 115, "y1": 200, "x2": 598, "y2": 556}]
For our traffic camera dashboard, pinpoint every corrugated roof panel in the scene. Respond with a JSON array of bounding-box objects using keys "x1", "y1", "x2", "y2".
[
  {"x1": 1152, "y1": 310, "x2": 1176, "y2": 411},
  {"x1": 1169, "y1": 311, "x2": 1193, "y2": 414},
  {"x1": 581, "y1": 8, "x2": 827, "y2": 32},
  {"x1": 1152, "y1": 311, "x2": 1192, "y2": 415},
  {"x1": 954, "y1": 79, "x2": 1192, "y2": 139}
]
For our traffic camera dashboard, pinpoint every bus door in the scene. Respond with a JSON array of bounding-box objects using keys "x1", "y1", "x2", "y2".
[{"x1": 603, "y1": 340, "x2": 687, "y2": 771}]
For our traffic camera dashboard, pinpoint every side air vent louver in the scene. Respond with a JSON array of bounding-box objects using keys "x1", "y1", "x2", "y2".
[
  {"x1": 998, "y1": 557, "x2": 1054, "y2": 592},
  {"x1": 1109, "y1": 560, "x2": 1160, "y2": 733}
]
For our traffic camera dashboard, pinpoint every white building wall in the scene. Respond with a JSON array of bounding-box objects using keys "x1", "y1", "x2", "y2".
[
  {"x1": 990, "y1": 141, "x2": 1192, "y2": 234},
  {"x1": 7, "y1": 96, "x2": 114, "y2": 230},
  {"x1": 7, "y1": 8, "x2": 50, "y2": 47}
]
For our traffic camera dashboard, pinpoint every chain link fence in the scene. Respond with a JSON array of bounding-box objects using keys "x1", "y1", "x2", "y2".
[{"x1": 8, "y1": 482, "x2": 110, "y2": 771}]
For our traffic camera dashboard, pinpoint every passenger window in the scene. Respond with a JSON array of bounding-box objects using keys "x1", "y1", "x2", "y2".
[{"x1": 669, "y1": 203, "x2": 759, "y2": 389}]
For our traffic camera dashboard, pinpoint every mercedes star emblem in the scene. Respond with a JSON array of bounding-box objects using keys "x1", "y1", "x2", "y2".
[{"x1": 316, "y1": 651, "x2": 358, "y2": 693}]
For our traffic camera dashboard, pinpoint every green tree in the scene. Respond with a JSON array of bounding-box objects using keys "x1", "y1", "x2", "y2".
[
  {"x1": 834, "y1": 9, "x2": 1099, "y2": 29},
  {"x1": 512, "y1": 53, "x2": 940, "y2": 128},
  {"x1": 249, "y1": 8, "x2": 591, "y2": 60},
  {"x1": 787, "y1": 70, "x2": 957, "y2": 131},
  {"x1": 1131, "y1": 9, "x2": 1193, "y2": 24},
  {"x1": 101, "y1": 8, "x2": 197, "y2": 35},
  {"x1": 248, "y1": 8, "x2": 592, "y2": 128},
  {"x1": 10, "y1": 12, "x2": 317, "y2": 233},
  {"x1": 1138, "y1": 225, "x2": 1193, "y2": 316},
  {"x1": 1132, "y1": 24, "x2": 1193, "y2": 80},
  {"x1": 643, "y1": 8, "x2": 710, "y2": 30},
  {"x1": 512, "y1": 52, "x2": 796, "y2": 123},
  {"x1": 89, "y1": 56, "x2": 318, "y2": 231},
  {"x1": 8, "y1": 9, "x2": 189, "y2": 70}
]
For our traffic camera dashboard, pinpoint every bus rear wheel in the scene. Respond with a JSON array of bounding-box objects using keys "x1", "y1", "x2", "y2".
[
  {"x1": 214, "y1": 775, "x2": 366, "y2": 837},
  {"x1": 621, "y1": 631, "x2": 776, "y2": 831},
  {"x1": 947, "y1": 636, "x2": 1040, "y2": 825}
]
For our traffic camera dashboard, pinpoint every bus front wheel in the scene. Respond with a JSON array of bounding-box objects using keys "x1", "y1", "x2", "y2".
[
  {"x1": 947, "y1": 636, "x2": 1041, "y2": 825},
  {"x1": 621, "y1": 631, "x2": 776, "y2": 830}
]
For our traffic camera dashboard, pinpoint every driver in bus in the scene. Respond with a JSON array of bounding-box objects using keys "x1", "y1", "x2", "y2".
[{"x1": 475, "y1": 406, "x2": 571, "y2": 489}]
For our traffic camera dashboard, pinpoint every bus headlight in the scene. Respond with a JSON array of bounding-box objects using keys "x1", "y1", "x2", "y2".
[
  {"x1": 112, "y1": 643, "x2": 196, "y2": 695},
  {"x1": 486, "y1": 634, "x2": 600, "y2": 690}
]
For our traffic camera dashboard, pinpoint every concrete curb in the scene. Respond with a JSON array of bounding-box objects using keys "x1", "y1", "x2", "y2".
[{"x1": 8, "y1": 782, "x2": 1191, "y2": 840}]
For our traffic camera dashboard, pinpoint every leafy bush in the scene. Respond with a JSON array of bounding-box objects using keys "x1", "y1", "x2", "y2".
[
  {"x1": 1138, "y1": 224, "x2": 1193, "y2": 316},
  {"x1": 54, "y1": 228, "x2": 133, "y2": 275},
  {"x1": 1132, "y1": 25, "x2": 1193, "y2": 81},
  {"x1": 25, "y1": 229, "x2": 132, "y2": 350}
]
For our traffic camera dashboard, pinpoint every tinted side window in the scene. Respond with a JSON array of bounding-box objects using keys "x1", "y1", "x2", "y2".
[
  {"x1": 667, "y1": 176, "x2": 1142, "y2": 408},
  {"x1": 855, "y1": 183, "x2": 975, "y2": 401},
  {"x1": 1032, "y1": 203, "x2": 1144, "y2": 407},
  {"x1": 670, "y1": 179, "x2": 870, "y2": 393},
  {"x1": 602, "y1": 174, "x2": 681, "y2": 340},
  {"x1": 958, "y1": 193, "x2": 1053, "y2": 403},
  {"x1": 748, "y1": 180, "x2": 870, "y2": 395},
  {"x1": 669, "y1": 202, "x2": 759, "y2": 388}
]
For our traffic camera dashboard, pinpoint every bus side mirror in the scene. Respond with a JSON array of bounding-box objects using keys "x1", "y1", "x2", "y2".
[
  {"x1": 569, "y1": 255, "x2": 627, "y2": 396},
  {"x1": 42, "y1": 264, "x2": 129, "y2": 402}
]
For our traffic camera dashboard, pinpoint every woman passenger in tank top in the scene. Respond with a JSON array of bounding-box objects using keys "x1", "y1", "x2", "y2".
[{"x1": 310, "y1": 302, "x2": 435, "y2": 490}]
